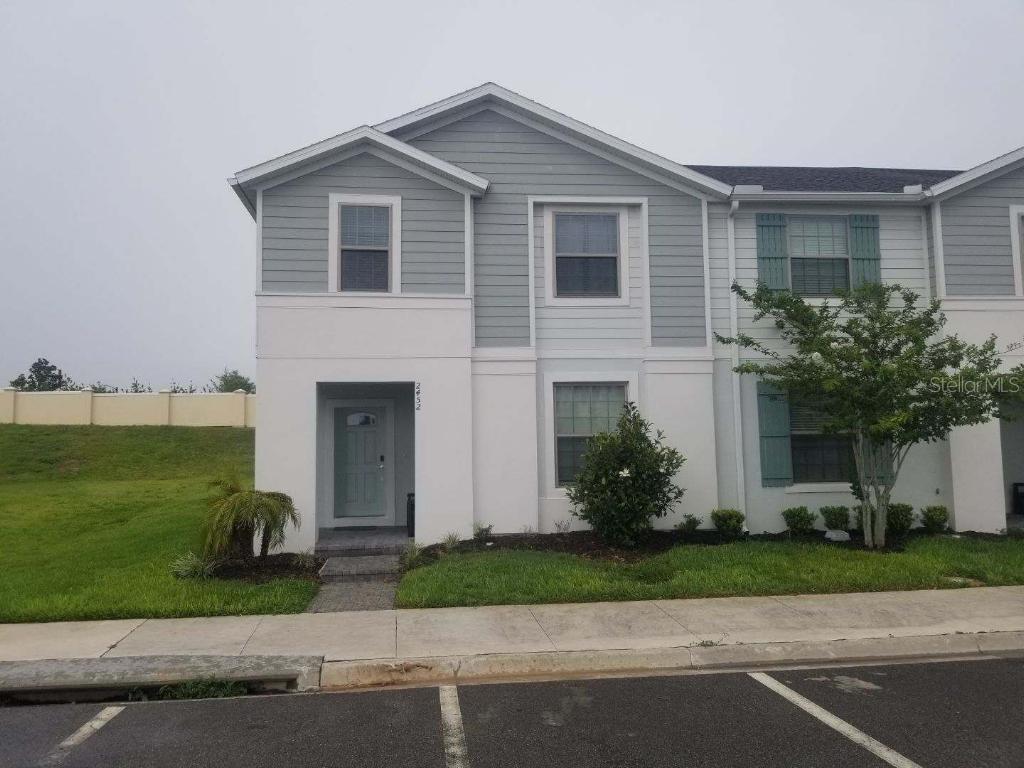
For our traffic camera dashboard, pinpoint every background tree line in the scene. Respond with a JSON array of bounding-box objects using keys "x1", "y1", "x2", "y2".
[{"x1": 8, "y1": 358, "x2": 255, "y2": 394}]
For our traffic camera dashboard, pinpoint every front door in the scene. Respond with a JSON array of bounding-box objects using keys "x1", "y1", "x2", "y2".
[{"x1": 334, "y1": 406, "x2": 391, "y2": 521}]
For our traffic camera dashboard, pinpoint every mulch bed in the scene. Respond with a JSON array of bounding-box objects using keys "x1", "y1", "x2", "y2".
[
  {"x1": 213, "y1": 553, "x2": 324, "y2": 583},
  {"x1": 422, "y1": 529, "x2": 781, "y2": 564},
  {"x1": 419, "y1": 528, "x2": 960, "y2": 564}
]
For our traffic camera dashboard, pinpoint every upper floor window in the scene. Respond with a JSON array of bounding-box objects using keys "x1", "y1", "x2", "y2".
[
  {"x1": 787, "y1": 217, "x2": 850, "y2": 297},
  {"x1": 327, "y1": 193, "x2": 402, "y2": 293},
  {"x1": 340, "y1": 205, "x2": 390, "y2": 292},
  {"x1": 756, "y1": 213, "x2": 880, "y2": 297},
  {"x1": 554, "y1": 212, "x2": 621, "y2": 298}
]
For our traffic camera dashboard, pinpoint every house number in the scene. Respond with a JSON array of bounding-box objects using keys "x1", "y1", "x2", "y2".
[{"x1": 415, "y1": 382, "x2": 422, "y2": 411}]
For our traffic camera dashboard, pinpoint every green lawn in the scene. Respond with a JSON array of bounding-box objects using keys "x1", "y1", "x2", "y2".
[
  {"x1": 0, "y1": 425, "x2": 317, "y2": 623},
  {"x1": 395, "y1": 537, "x2": 1024, "y2": 609}
]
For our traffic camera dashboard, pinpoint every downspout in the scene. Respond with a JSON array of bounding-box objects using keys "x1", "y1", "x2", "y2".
[{"x1": 726, "y1": 199, "x2": 747, "y2": 515}]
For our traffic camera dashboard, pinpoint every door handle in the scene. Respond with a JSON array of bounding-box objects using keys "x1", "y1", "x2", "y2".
[{"x1": 379, "y1": 455, "x2": 385, "y2": 471}]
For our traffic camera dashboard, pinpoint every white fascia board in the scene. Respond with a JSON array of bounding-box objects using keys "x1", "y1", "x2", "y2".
[
  {"x1": 729, "y1": 190, "x2": 928, "y2": 204},
  {"x1": 231, "y1": 125, "x2": 489, "y2": 195},
  {"x1": 229, "y1": 178, "x2": 256, "y2": 219},
  {"x1": 374, "y1": 83, "x2": 734, "y2": 199},
  {"x1": 928, "y1": 144, "x2": 1024, "y2": 198}
]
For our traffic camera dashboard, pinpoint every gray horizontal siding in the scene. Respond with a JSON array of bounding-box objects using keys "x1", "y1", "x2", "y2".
[
  {"x1": 533, "y1": 205, "x2": 647, "y2": 351},
  {"x1": 733, "y1": 205, "x2": 928, "y2": 357},
  {"x1": 940, "y1": 163, "x2": 1024, "y2": 296},
  {"x1": 406, "y1": 109, "x2": 705, "y2": 347},
  {"x1": 261, "y1": 152, "x2": 464, "y2": 293}
]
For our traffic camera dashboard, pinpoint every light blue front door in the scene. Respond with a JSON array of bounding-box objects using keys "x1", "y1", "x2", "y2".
[{"x1": 334, "y1": 407, "x2": 386, "y2": 518}]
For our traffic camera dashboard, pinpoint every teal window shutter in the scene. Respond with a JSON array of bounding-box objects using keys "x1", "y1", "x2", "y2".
[
  {"x1": 756, "y1": 213, "x2": 789, "y2": 290},
  {"x1": 849, "y1": 214, "x2": 881, "y2": 288},
  {"x1": 757, "y1": 381, "x2": 793, "y2": 487}
]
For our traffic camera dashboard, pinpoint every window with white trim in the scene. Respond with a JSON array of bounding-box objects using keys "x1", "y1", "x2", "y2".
[
  {"x1": 554, "y1": 213, "x2": 621, "y2": 297},
  {"x1": 787, "y1": 216, "x2": 850, "y2": 297},
  {"x1": 789, "y1": 400, "x2": 854, "y2": 483},
  {"x1": 554, "y1": 383, "x2": 626, "y2": 485},
  {"x1": 339, "y1": 205, "x2": 391, "y2": 292}
]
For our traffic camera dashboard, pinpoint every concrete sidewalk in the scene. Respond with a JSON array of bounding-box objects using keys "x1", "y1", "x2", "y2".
[{"x1": 3, "y1": 587, "x2": 1024, "y2": 690}]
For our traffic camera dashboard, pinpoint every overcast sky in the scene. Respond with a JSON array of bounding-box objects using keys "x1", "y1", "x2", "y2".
[{"x1": 1, "y1": 0, "x2": 1022, "y2": 389}]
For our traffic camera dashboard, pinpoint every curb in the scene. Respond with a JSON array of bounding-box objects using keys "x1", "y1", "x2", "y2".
[
  {"x1": 0, "y1": 655, "x2": 323, "y2": 697},
  {"x1": 319, "y1": 630, "x2": 1024, "y2": 690}
]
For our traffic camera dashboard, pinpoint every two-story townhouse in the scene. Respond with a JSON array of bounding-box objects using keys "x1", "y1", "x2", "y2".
[{"x1": 228, "y1": 84, "x2": 1024, "y2": 550}]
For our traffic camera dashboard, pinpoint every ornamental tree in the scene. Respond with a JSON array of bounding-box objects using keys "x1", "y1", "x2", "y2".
[{"x1": 717, "y1": 282, "x2": 1014, "y2": 548}]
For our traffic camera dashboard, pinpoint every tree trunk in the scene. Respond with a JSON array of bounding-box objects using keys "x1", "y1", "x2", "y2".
[
  {"x1": 259, "y1": 526, "x2": 271, "y2": 560},
  {"x1": 874, "y1": 495, "x2": 888, "y2": 549},
  {"x1": 853, "y1": 435, "x2": 875, "y2": 548},
  {"x1": 230, "y1": 523, "x2": 255, "y2": 560}
]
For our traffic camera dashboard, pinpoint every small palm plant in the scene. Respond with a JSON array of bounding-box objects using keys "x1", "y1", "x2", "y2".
[{"x1": 205, "y1": 474, "x2": 300, "y2": 560}]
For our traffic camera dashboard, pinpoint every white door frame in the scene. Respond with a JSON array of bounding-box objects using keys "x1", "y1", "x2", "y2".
[{"x1": 325, "y1": 398, "x2": 396, "y2": 527}]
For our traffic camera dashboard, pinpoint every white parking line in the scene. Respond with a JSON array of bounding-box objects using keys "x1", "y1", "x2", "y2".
[
  {"x1": 749, "y1": 672, "x2": 922, "y2": 768},
  {"x1": 438, "y1": 685, "x2": 470, "y2": 768},
  {"x1": 38, "y1": 705, "x2": 124, "y2": 766}
]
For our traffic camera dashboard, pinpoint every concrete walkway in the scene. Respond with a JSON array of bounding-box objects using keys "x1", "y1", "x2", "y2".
[{"x1": 2, "y1": 587, "x2": 1024, "y2": 689}]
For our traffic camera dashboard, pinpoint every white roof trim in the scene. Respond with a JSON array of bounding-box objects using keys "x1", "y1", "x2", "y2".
[
  {"x1": 374, "y1": 83, "x2": 733, "y2": 199},
  {"x1": 927, "y1": 144, "x2": 1024, "y2": 198},
  {"x1": 230, "y1": 125, "x2": 489, "y2": 195},
  {"x1": 730, "y1": 190, "x2": 927, "y2": 204}
]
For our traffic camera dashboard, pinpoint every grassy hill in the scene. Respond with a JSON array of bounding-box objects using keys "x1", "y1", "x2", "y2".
[{"x1": 0, "y1": 425, "x2": 317, "y2": 622}]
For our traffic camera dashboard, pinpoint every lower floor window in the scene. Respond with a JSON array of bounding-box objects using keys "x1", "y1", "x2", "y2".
[
  {"x1": 554, "y1": 383, "x2": 626, "y2": 485},
  {"x1": 791, "y1": 434, "x2": 854, "y2": 483}
]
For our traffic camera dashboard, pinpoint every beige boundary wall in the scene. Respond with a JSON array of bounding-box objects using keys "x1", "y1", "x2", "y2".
[{"x1": 0, "y1": 389, "x2": 256, "y2": 427}]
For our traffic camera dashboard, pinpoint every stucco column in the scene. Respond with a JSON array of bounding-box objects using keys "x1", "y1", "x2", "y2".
[
  {"x1": 0, "y1": 388, "x2": 14, "y2": 423},
  {"x1": 157, "y1": 389, "x2": 172, "y2": 425},
  {"x1": 77, "y1": 389, "x2": 94, "y2": 425},
  {"x1": 949, "y1": 420, "x2": 1007, "y2": 533},
  {"x1": 232, "y1": 389, "x2": 248, "y2": 427}
]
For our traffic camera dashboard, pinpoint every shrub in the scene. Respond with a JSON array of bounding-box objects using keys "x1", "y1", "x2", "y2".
[
  {"x1": 566, "y1": 402, "x2": 685, "y2": 547},
  {"x1": 711, "y1": 509, "x2": 745, "y2": 540},
  {"x1": 292, "y1": 549, "x2": 319, "y2": 572},
  {"x1": 886, "y1": 503, "x2": 915, "y2": 538},
  {"x1": 442, "y1": 532, "x2": 462, "y2": 553},
  {"x1": 676, "y1": 514, "x2": 701, "y2": 537},
  {"x1": 781, "y1": 506, "x2": 817, "y2": 536},
  {"x1": 170, "y1": 551, "x2": 220, "y2": 580},
  {"x1": 820, "y1": 505, "x2": 851, "y2": 531},
  {"x1": 553, "y1": 519, "x2": 572, "y2": 534},
  {"x1": 472, "y1": 522, "x2": 493, "y2": 541},
  {"x1": 920, "y1": 505, "x2": 950, "y2": 535},
  {"x1": 205, "y1": 474, "x2": 299, "y2": 560},
  {"x1": 400, "y1": 540, "x2": 426, "y2": 570}
]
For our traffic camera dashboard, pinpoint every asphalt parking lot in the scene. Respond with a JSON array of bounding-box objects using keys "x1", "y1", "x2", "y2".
[{"x1": 3, "y1": 657, "x2": 1023, "y2": 767}]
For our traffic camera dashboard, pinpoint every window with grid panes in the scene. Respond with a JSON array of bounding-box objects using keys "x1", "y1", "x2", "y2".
[
  {"x1": 553, "y1": 213, "x2": 620, "y2": 297},
  {"x1": 787, "y1": 216, "x2": 851, "y2": 297},
  {"x1": 554, "y1": 383, "x2": 627, "y2": 485},
  {"x1": 789, "y1": 400, "x2": 854, "y2": 483},
  {"x1": 339, "y1": 205, "x2": 390, "y2": 291}
]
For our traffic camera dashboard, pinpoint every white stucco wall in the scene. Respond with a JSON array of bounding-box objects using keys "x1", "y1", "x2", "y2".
[
  {"x1": 256, "y1": 295, "x2": 475, "y2": 548},
  {"x1": 471, "y1": 357, "x2": 540, "y2": 534},
  {"x1": 737, "y1": 373, "x2": 954, "y2": 534},
  {"x1": 534, "y1": 355, "x2": 719, "y2": 533}
]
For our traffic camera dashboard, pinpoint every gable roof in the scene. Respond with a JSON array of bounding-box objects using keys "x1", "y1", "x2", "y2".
[
  {"x1": 927, "y1": 144, "x2": 1024, "y2": 199},
  {"x1": 228, "y1": 125, "x2": 490, "y2": 216},
  {"x1": 228, "y1": 84, "x2": 1023, "y2": 215},
  {"x1": 374, "y1": 82, "x2": 734, "y2": 198},
  {"x1": 687, "y1": 165, "x2": 960, "y2": 193}
]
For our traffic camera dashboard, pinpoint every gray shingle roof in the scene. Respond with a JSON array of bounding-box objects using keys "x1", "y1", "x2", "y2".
[{"x1": 686, "y1": 165, "x2": 961, "y2": 193}]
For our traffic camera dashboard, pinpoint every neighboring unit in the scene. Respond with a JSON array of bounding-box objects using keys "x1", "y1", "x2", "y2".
[{"x1": 228, "y1": 83, "x2": 1024, "y2": 548}]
